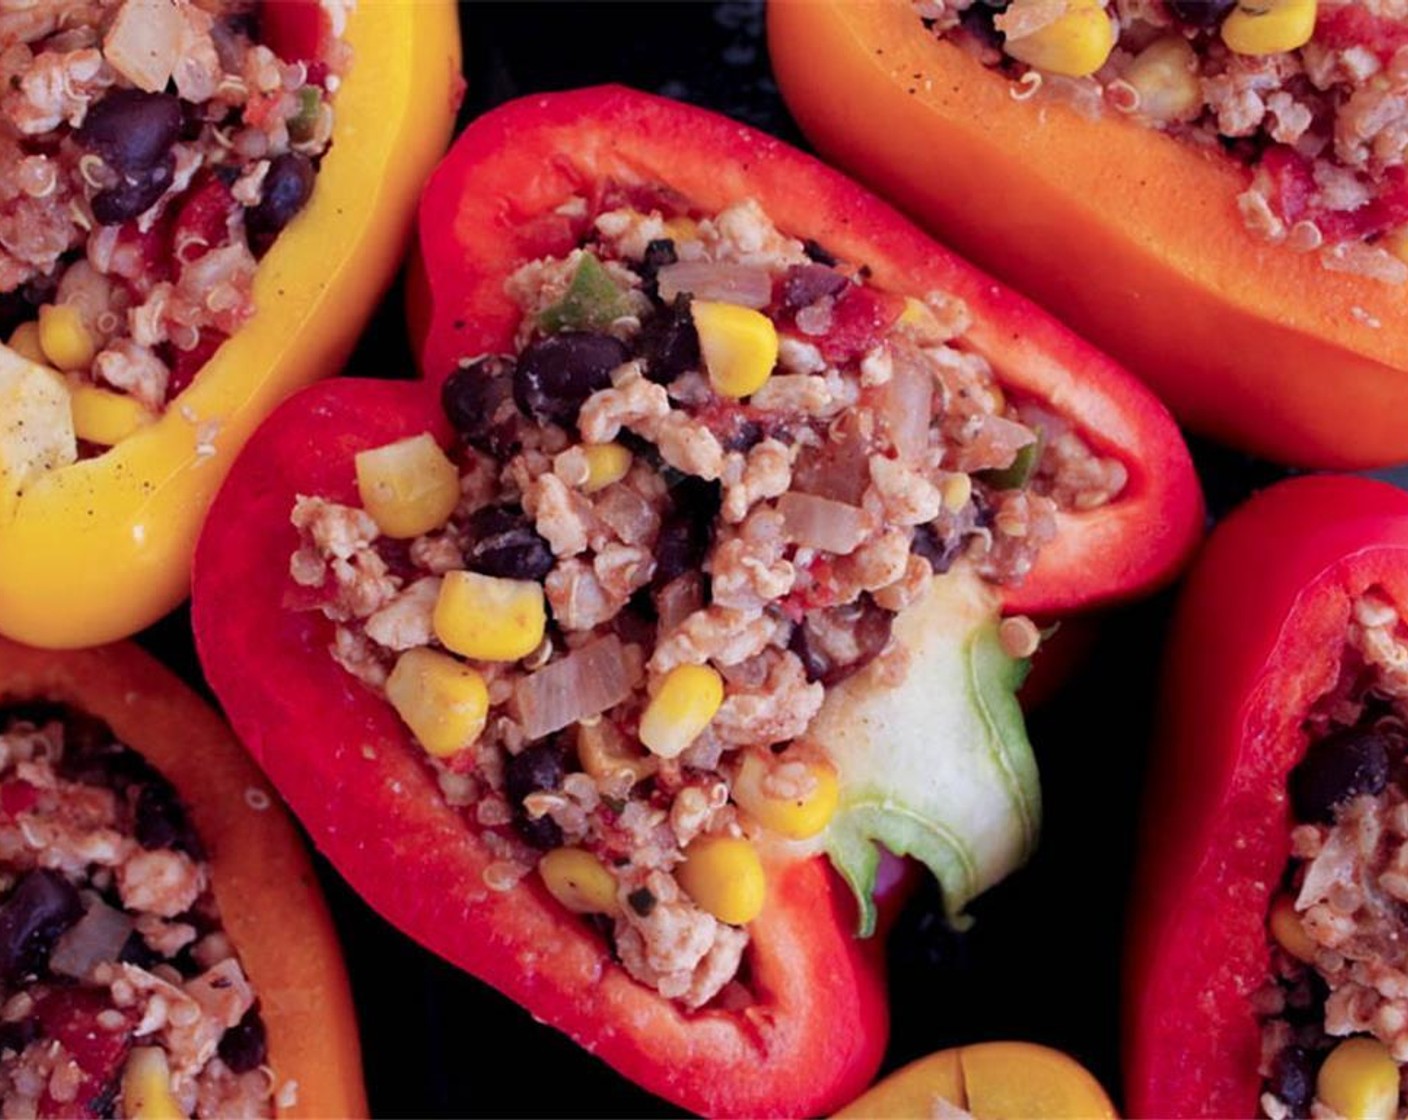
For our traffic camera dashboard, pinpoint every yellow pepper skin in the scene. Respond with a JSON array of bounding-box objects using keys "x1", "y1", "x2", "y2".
[
  {"x1": 834, "y1": 1041, "x2": 1118, "y2": 1119},
  {"x1": 0, "y1": 1, "x2": 460, "y2": 649}
]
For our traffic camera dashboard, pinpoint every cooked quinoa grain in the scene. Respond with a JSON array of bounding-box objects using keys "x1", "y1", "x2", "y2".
[{"x1": 292, "y1": 189, "x2": 1124, "y2": 1008}]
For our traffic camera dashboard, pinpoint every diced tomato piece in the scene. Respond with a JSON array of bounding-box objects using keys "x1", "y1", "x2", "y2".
[
  {"x1": 1260, "y1": 146, "x2": 1317, "y2": 228},
  {"x1": 1316, "y1": 5, "x2": 1408, "y2": 64},
  {"x1": 109, "y1": 216, "x2": 174, "y2": 294},
  {"x1": 816, "y1": 285, "x2": 903, "y2": 365},
  {"x1": 173, "y1": 177, "x2": 238, "y2": 266},
  {"x1": 165, "y1": 330, "x2": 228, "y2": 401},
  {"x1": 34, "y1": 988, "x2": 134, "y2": 1118},
  {"x1": 261, "y1": 0, "x2": 328, "y2": 64},
  {"x1": 0, "y1": 780, "x2": 39, "y2": 816}
]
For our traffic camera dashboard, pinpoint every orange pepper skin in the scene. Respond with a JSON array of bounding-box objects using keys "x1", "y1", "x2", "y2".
[
  {"x1": 0, "y1": 636, "x2": 366, "y2": 1118},
  {"x1": 1125, "y1": 477, "x2": 1408, "y2": 1117},
  {"x1": 836, "y1": 1041, "x2": 1117, "y2": 1119},
  {"x1": 0, "y1": 0, "x2": 461, "y2": 650},
  {"x1": 768, "y1": 0, "x2": 1408, "y2": 469}
]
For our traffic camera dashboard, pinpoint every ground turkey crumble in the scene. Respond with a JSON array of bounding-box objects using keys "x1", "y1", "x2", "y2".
[
  {"x1": 290, "y1": 191, "x2": 1127, "y2": 1010},
  {"x1": 0, "y1": 0, "x2": 347, "y2": 429},
  {"x1": 1258, "y1": 590, "x2": 1408, "y2": 1119},
  {"x1": 0, "y1": 704, "x2": 273, "y2": 1117},
  {"x1": 922, "y1": 0, "x2": 1408, "y2": 282}
]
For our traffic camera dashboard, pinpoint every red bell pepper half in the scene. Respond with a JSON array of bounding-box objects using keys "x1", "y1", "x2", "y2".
[
  {"x1": 1125, "y1": 475, "x2": 1408, "y2": 1118},
  {"x1": 192, "y1": 86, "x2": 1200, "y2": 1116}
]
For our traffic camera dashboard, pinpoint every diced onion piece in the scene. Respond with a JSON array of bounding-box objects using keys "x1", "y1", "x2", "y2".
[
  {"x1": 104, "y1": 0, "x2": 184, "y2": 92},
  {"x1": 777, "y1": 492, "x2": 873, "y2": 555},
  {"x1": 515, "y1": 634, "x2": 642, "y2": 742},
  {"x1": 50, "y1": 899, "x2": 135, "y2": 979},
  {"x1": 656, "y1": 262, "x2": 772, "y2": 309},
  {"x1": 953, "y1": 415, "x2": 1038, "y2": 473},
  {"x1": 877, "y1": 348, "x2": 933, "y2": 462}
]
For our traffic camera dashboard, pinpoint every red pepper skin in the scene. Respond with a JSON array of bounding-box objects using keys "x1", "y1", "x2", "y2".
[
  {"x1": 1124, "y1": 475, "x2": 1408, "y2": 1118},
  {"x1": 194, "y1": 86, "x2": 1200, "y2": 1116},
  {"x1": 412, "y1": 85, "x2": 1202, "y2": 617}
]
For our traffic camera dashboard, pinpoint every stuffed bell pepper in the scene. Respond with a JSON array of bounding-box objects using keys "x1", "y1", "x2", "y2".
[
  {"x1": 1127, "y1": 475, "x2": 1408, "y2": 1119},
  {"x1": 192, "y1": 85, "x2": 1201, "y2": 1117},
  {"x1": 770, "y1": 0, "x2": 1408, "y2": 468},
  {"x1": 0, "y1": 636, "x2": 365, "y2": 1117},
  {"x1": 0, "y1": 0, "x2": 460, "y2": 648}
]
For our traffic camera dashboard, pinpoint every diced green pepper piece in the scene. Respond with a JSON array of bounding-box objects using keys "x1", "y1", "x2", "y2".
[
  {"x1": 977, "y1": 434, "x2": 1042, "y2": 492},
  {"x1": 537, "y1": 253, "x2": 634, "y2": 334},
  {"x1": 288, "y1": 86, "x2": 322, "y2": 144}
]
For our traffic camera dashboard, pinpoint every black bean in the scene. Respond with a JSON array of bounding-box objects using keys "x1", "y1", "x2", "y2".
[
  {"x1": 463, "y1": 506, "x2": 554, "y2": 582},
  {"x1": 778, "y1": 264, "x2": 849, "y2": 313},
  {"x1": 802, "y1": 239, "x2": 838, "y2": 267},
  {"x1": 791, "y1": 598, "x2": 895, "y2": 687},
  {"x1": 505, "y1": 741, "x2": 566, "y2": 850},
  {"x1": 1290, "y1": 726, "x2": 1396, "y2": 824},
  {"x1": 247, "y1": 152, "x2": 316, "y2": 240},
  {"x1": 959, "y1": 3, "x2": 1005, "y2": 48},
  {"x1": 638, "y1": 238, "x2": 678, "y2": 300},
  {"x1": 441, "y1": 355, "x2": 521, "y2": 455},
  {"x1": 76, "y1": 91, "x2": 182, "y2": 174},
  {"x1": 639, "y1": 295, "x2": 700, "y2": 385},
  {"x1": 1166, "y1": 0, "x2": 1235, "y2": 27},
  {"x1": 911, "y1": 523, "x2": 961, "y2": 575},
  {"x1": 1267, "y1": 1045, "x2": 1316, "y2": 1116},
  {"x1": 514, "y1": 332, "x2": 628, "y2": 426},
  {"x1": 91, "y1": 156, "x2": 174, "y2": 226},
  {"x1": 653, "y1": 478, "x2": 721, "y2": 587},
  {"x1": 0, "y1": 1018, "x2": 38, "y2": 1055},
  {"x1": 218, "y1": 1008, "x2": 268, "y2": 1074},
  {"x1": 134, "y1": 781, "x2": 204, "y2": 859},
  {"x1": 0, "y1": 870, "x2": 82, "y2": 982}
]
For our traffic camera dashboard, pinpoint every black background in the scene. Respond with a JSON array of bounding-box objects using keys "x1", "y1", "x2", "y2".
[{"x1": 136, "y1": 3, "x2": 1341, "y2": 1115}]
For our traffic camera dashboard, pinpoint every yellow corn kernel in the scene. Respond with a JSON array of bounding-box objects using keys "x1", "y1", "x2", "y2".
[
  {"x1": 7, "y1": 322, "x2": 45, "y2": 366},
  {"x1": 691, "y1": 300, "x2": 778, "y2": 399},
  {"x1": 1001, "y1": 0, "x2": 1115, "y2": 79},
  {"x1": 582, "y1": 442, "x2": 632, "y2": 493},
  {"x1": 1124, "y1": 36, "x2": 1202, "y2": 123},
  {"x1": 1386, "y1": 226, "x2": 1408, "y2": 266},
  {"x1": 940, "y1": 471, "x2": 973, "y2": 513},
  {"x1": 434, "y1": 570, "x2": 546, "y2": 662},
  {"x1": 121, "y1": 1047, "x2": 185, "y2": 1120},
  {"x1": 69, "y1": 383, "x2": 155, "y2": 447},
  {"x1": 578, "y1": 719, "x2": 657, "y2": 791},
  {"x1": 677, "y1": 835, "x2": 766, "y2": 925},
  {"x1": 732, "y1": 748, "x2": 839, "y2": 841},
  {"x1": 1269, "y1": 893, "x2": 1317, "y2": 964},
  {"x1": 1317, "y1": 1037, "x2": 1398, "y2": 1120},
  {"x1": 37, "y1": 304, "x2": 96, "y2": 373},
  {"x1": 385, "y1": 647, "x2": 489, "y2": 758},
  {"x1": 355, "y1": 433, "x2": 460, "y2": 539},
  {"x1": 539, "y1": 847, "x2": 620, "y2": 914},
  {"x1": 663, "y1": 216, "x2": 699, "y2": 243},
  {"x1": 1221, "y1": 0, "x2": 1316, "y2": 56},
  {"x1": 638, "y1": 664, "x2": 724, "y2": 759}
]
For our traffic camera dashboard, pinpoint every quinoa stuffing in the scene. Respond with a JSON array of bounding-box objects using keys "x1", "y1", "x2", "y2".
[
  {"x1": 289, "y1": 190, "x2": 1126, "y2": 1009},
  {"x1": 0, "y1": 704, "x2": 273, "y2": 1117},
  {"x1": 0, "y1": 0, "x2": 349, "y2": 447},
  {"x1": 920, "y1": 0, "x2": 1408, "y2": 282},
  {"x1": 1258, "y1": 590, "x2": 1408, "y2": 1120}
]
